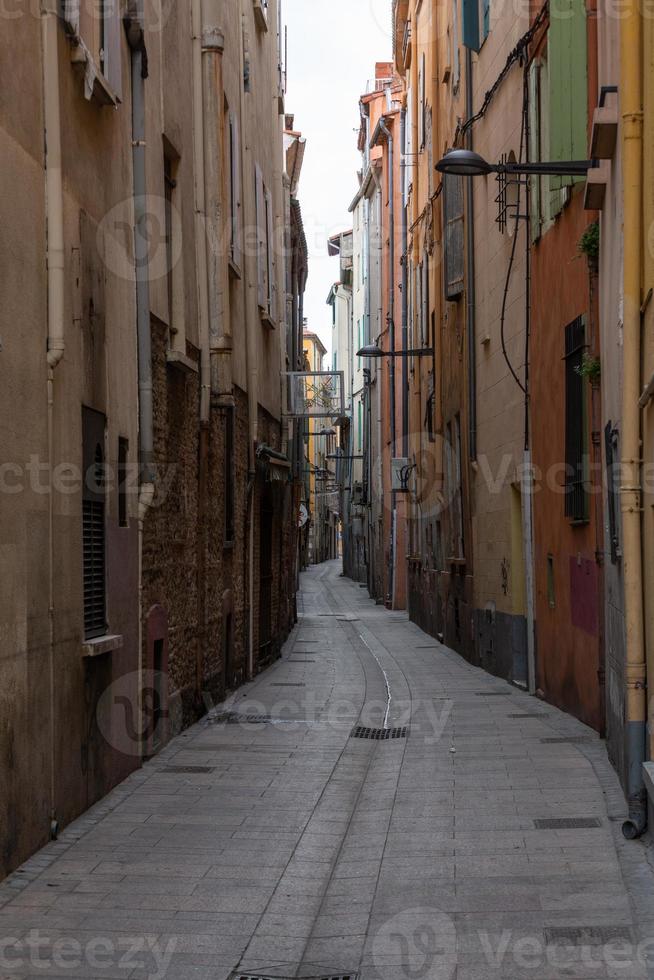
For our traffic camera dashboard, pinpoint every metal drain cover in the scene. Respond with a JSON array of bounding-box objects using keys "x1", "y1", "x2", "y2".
[
  {"x1": 509, "y1": 713, "x2": 549, "y2": 719},
  {"x1": 540, "y1": 736, "x2": 594, "y2": 744},
  {"x1": 232, "y1": 975, "x2": 358, "y2": 980},
  {"x1": 271, "y1": 682, "x2": 306, "y2": 687},
  {"x1": 351, "y1": 726, "x2": 408, "y2": 740},
  {"x1": 161, "y1": 766, "x2": 215, "y2": 774},
  {"x1": 534, "y1": 818, "x2": 602, "y2": 829}
]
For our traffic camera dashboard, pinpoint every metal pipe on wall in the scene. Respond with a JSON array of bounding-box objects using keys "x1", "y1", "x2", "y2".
[
  {"x1": 41, "y1": 0, "x2": 65, "y2": 839},
  {"x1": 125, "y1": 4, "x2": 156, "y2": 753},
  {"x1": 620, "y1": 0, "x2": 647, "y2": 839},
  {"x1": 379, "y1": 115, "x2": 397, "y2": 608}
]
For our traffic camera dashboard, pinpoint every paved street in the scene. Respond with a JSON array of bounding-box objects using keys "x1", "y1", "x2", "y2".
[{"x1": 2, "y1": 561, "x2": 654, "y2": 980}]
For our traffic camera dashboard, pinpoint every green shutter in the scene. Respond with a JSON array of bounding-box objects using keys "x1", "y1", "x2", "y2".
[
  {"x1": 547, "y1": 0, "x2": 587, "y2": 215},
  {"x1": 462, "y1": 0, "x2": 481, "y2": 51}
]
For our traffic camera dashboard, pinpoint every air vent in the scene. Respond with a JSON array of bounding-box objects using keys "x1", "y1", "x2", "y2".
[
  {"x1": 161, "y1": 766, "x2": 215, "y2": 774},
  {"x1": 351, "y1": 726, "x2": 408, "y2": 740},
  {"x1": 534, "y1": 818, "x2": 602, "y2": 830}
]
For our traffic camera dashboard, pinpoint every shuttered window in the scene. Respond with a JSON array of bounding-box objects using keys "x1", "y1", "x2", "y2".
[
  {"x1": 564, "y1": 316, "x2": 589, "y2": 523},
  {"x1": 83, "y1": 408, "x2": 107, "y2": 639},
  {"x1": 443, "y1": 173, "x2": 465, "y2": 300},
  {"x1": 228, "y1": 110, "x2": 242, "y2": 271},
  {"x1": 255, "y1": 163, "x2": 276, "y2": 323},
  {"x1": 547, "y1": 0, "x2": 587, "y2": 214}
]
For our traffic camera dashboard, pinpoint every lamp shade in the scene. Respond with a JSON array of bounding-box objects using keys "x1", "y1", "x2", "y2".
[{"x1": 435, "y1": 149, "x2": 495, "y2": 177}]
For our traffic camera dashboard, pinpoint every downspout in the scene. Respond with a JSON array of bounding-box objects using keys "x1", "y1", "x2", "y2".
[
  {"x1": 620, "y1": 0, "x2": 647, "y2": 839},
  {"x1": 380, "y1": 115, "x2": 397, "y2": 608},
  {"x1": 200, "y1": 17, "x2": 231, "y2": 402},
  {"x1": 400, "y1": 105, "x2": 409, "y2": 461},
  {"x1": 125, "y1": 7, "x2": 156, "y2": 753},
  {"x1": 191, "y1": 0, "x2": 211, "y2": 426},
  {"x1": 42, "y1": 0, "x2": 65, "y2": 839},
  {"x1": 522, "y1": 66, "x2": 536, "y2": 696},
  {"x1": 464, "y1": 48, "x2": 477, "y2": 462},
  {"x1": 238, "y1": 0, "x2": 258, "y2": 679}
]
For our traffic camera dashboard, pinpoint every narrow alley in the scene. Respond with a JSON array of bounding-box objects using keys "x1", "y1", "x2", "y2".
[{"x1": 1, "y1": 562, "x2": 653, "y2": 980}]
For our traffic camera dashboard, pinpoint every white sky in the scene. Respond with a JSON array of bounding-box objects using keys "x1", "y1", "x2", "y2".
[{"x1": 284, "y1": 0, "x2": 391, "y2": 354}]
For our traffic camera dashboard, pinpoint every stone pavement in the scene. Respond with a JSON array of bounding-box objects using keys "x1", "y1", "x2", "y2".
[{"x1": 2, "y1": 560, "x2": 654, "y2": 980}]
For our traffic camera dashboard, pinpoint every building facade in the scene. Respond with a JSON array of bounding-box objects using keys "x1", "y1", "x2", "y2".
[{"x1": 0, "y1": 0, "x2": 305, "y2": 879}]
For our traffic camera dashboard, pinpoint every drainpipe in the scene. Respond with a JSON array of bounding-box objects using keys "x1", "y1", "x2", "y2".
[
  {"x1": 125, "y1": 6, "x2": 156, "y2": 753},
  {"x1": 41, "y1": 0, "x2": 65, "y2": 838},
  {"x1": 464, "y1": 49, "x2": 477, "y2": 463},
  {"x1": 380, "y1": 115, "x2": 397, "y2": 608},
  {"x1": 400, "y1": 105, "x2": 409, "y2": 461},
  {"x1": 238, "y1": 0, "x2": 258, "y2": 679},
  {"x1": 191, "y1": 0, "x2": 211, "y2": 426},
  {"x1": 200, "y1": 17, "x2": 231, "y2": 403},
  {"x1": 620, "y1": 0, "x2": 646, "y2": 839}
]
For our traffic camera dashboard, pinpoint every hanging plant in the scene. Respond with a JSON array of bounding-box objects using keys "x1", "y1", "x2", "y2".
[
  {"x1": 575, "y1": 352, "x2": 602, "y2": 387},
  {"x1": 578, "y1": 221, "x2": 600, "y2": 266}
]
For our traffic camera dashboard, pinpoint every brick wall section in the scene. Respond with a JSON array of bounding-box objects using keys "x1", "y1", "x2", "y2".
[{"x1": 144, "y1": 344, "x2": 298, "y2": 740}]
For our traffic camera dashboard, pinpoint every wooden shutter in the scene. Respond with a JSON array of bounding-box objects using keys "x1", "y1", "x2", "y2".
[
  {"x1": 82, "y1": 407, "x2": 107, "y2": 640},
  {"x1": 265, "y1": 187, "x2": 275, "y2": 321},
  {"x1": 528, "y1": 60, "x2": 542, "y2": 242},
  {"x1": 548, "y1": 0, "x2": 587, "y2": 214},
  {"x1": 421, "y1": 256, "x2": 429, "y2": 346},
  {"x1": 255, "y1": 164, "x2": 267, "y2": 310},
  {"x1": 462, "y1": 0, "x2": 480, "y2": 51},
  {"x1": 418, "y1": 53, "x2": 426, "y2": 150},
  {"x1": 229, "y1": 111, "x2": 242, "y2": 269},
  {"x1": 103, "y1": 0, "x2": 123, "y2": 101},
  {"x1": 443, "y1": 174, "x2": 464, "y2": 299},
  {"x1": 564, "y1": 316, "x2": 588, "y2": 522}
]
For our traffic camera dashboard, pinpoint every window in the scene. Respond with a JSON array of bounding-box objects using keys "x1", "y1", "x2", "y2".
[
  {"x1": 564, "y1": 316, "x2": 589, "y2": 523},
  {"x1": 63, "y1": 0, "x2": 123, "y2": 102},
  {"x1": 82, "y1": 408, "x2": 107, "y2": 640},
  {"x1": 418, "y1": 53, "x2": 427, "y2": 150},
  {"x1": 604, "y1": 422, "x2": 621, "y2": 563},
  {"x1": 224, "y1": 407, "x2": 235, "y2": 545},
  {"x1": 462, "y1": 0, "x2": 490, "y2": 50},
  {"x1": 163, "y1": 146, "x2": 181, "y2": 339},
  {"x1": 443, "y1": 173, "x2": 465, "y2": 299},
  {"x1": 547, "y1": 555, "x2": 556, "y2": 608},
  {"x1": 118, "y1": 438, "x2": 129, "y2": 528},
  {"x1": 421, "y1": 254, "x2": 429, "y2": 346},
  {"x1": 255, "y1": 163, "x2": 277, "y2": 323},
  {"x1": 446, "y1": 415, "x2": 464, "y2": 560},
  {"x1": 452, "y1": 0, "x2": 461, "y2": 93},
  {"x1": 227, "y1": 108, "x2": 242, "y2": 272}
]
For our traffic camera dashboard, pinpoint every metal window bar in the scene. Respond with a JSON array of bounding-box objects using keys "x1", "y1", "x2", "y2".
[{"x1": 564, "y1": 316, "x2": 589, "y2": 522}]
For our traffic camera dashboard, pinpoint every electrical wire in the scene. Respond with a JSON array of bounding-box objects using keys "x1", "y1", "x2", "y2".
[{"x1": 456, "y1": 0, "x2": 549, "y2": 143}]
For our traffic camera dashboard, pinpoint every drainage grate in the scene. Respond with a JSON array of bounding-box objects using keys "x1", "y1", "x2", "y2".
[
  {"x1": 534, "y1": 818, "x2": 602, "y2": 830},
  {"x1": 288, "y1": 659, "x2": 316, "y2": 663},
  {"x1": 544, "y1": 926, "x2": 632, "y2": 945},
  {"x1": 540, "y1": 736, "x2": 594, "y2": 744},
  {"x1": 161, "y1": 766, "x2": 215, "y2": 774},
  {"x1": 351, "y1": 726, "x2": 408, "y2": 740},
  {"x1": 509, "y1": 713, "x2": 550, "y2": 719},
  {"x1": 271, "y1": 682, "x2": 306, "y2": 687},
  {"x1": 232, "y1": 975, "x2": 358, "y2": 980},
  {"x1": 476, "y1": 691, "x2": 512, "y2": 697},
  {"x1": 209, "y1": 712, "x2": 276, "y2": 725}
]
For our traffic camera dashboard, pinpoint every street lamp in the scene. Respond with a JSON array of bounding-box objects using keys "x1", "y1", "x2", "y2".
[
  {"x1": 316, "y1": 426, "x2": 336, "y2": 436},
  {"x1": 435, "y1": 148, "x2": 596, "y2": 179},
  {"x1": 357, "y1": 343, "x2": 433, "y2": 359}
]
